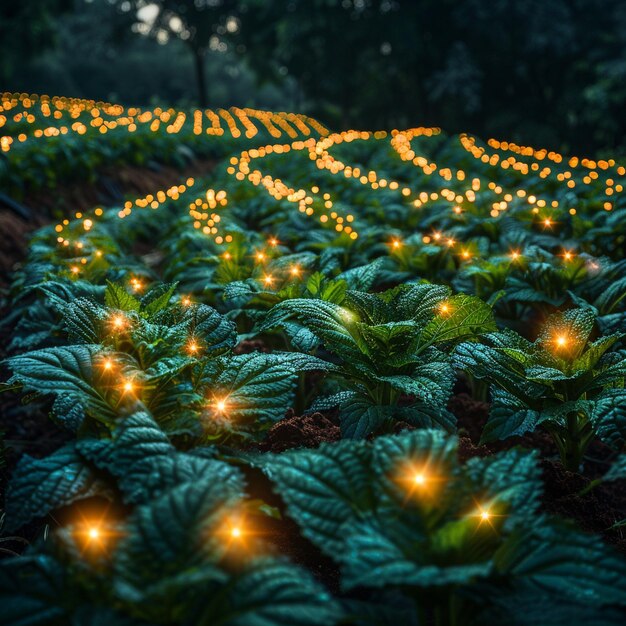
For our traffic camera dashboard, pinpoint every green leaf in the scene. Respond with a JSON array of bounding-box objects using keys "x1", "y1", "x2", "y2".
[
  {"x1": 114, "y1": 475, "x2": 243, "y2": 587},
  {"x1": 573, "y1": 334, "x2": 621, "y2": 373},
  {"x1": 590, "y1": 388, "x2": 626, "y2": 449},
  {"x1": 481, "y1": 388, "x2": 542, "y2": 443},
  {"x1": 261, "y1": 439, "x2": 375, "y2": 556},
  {"x1": 603, "y1": 454, "x2": 626, "y2": 482},
  {"x1": 342, "y1": 516, "x2": 492, "y2": 590},
  {"x1": 199, "y1": 559, "x2": 342, "y2": 626},
  {"x1": 496, "y1": 522, "x2": 626, "y2": 605},
  {"x1": 5, "y1": 344, "x2": 116, "y2": 424},
  {"x1": 4, "y1": 443, "x2": 102, "y2": 532},
  {"x1": 340, "y1": 397, "x2": 390, "y2": 439},
  {"x1": 0, "y1": 556, "x2": 68, "y2": 626},
  {"x1": 420, "y1": 294, "x2": 496, "y2": 346},
  {"x1": 105, "y1": 281, "x2": 140, "y2": 312},
  {"x1": 79, "y1": 411, "x2": 242, "y2": 504},
  {"x1": 141, "y1": 282, "x2": 178, "y2": 317},
  {"x1": 264, "y1": 299, "x2": 361, "y2": 362},
  {"x1": 206, "y1": 353, "x2": 298, "y2": 425}
]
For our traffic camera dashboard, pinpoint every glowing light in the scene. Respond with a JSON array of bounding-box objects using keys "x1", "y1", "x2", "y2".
[
  {"x1": 130, "y1": 277, "x2": 143, "y2": 292},
  {"x1": 289, "y1": 265, "x2": 300, "y2": 277},
  {"x1": 563, "y1": 250, "x2": 574, "y2": 261},
  {"x1": 339, "y1": 307, "x2": 356, "y2": 323},
  {"x1": 102, "y1": 358, "x2": 113, "y2": 371},
  {"x1": 263, "y1": 274, "x2": 274, "y2": 286},
  {"x1": 88, "y1": 527, "x2": 100, "y2": 540},
  {"x1": 480, "y1": 510, "x2": 490, "y2": 521},
  {"x1": 256, "y1": 252, "x2": 266, "y2": 262},
  {"x1": 440, "y1": 302, "x2": 451, "y2": 315},
  {"x1": 231, "y1": 526, "x2": 242, "y2": 538},
  {"x1": 122, "y1": 380, "x2": 136, "y2": 394},
  {"x1": 181, "y1": 296, "x2": 192, "y2": 307},
  {"x1": 391, "y1": 239, "x2": 402, "y2": 250},
  {"x1": 110, "y1": 314, "x2": 126, "y2": 330},
  {"x1": 187, "y1": 340, "x2": 199, "y2": 354},
  {"x1": 414, "y1": 473, "x2": 426, "y2": 486},
  {"x1": 543, "y1": 218, "x2": 552, "y2": 228},
  {"x1": 214, "y1": 397, "x2": 228, "y2": 413},
  {"x1": 555, "y1": 334, "x2": 568, "y2": 348},
  {"x1": 510, "y1": 250, "x2": 521, "y2": 260},
  {"x1": 268, "y1": 237, "x2": 279, "y2": 247}
]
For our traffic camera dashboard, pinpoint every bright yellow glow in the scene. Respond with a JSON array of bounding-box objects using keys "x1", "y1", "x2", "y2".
[
  {"x1": 187, "y1": 340, "x2": 199, "y2": 354},
  {"x1": 263, "y1": 274, "x2": 274, "y2": 286},
  {"x1": 130, "y1": 277, "x2": 143, "y2": 292},
  {"x1": 215, "y1": 398, "x2": 228, "y2": 413},
  {"x1": 110, "y1": 314, "x2": 126, "y2": 330},
  {"x1": 289, "y1": 265, "x2": 300, "y2": 276},
  {"x1": 231, "y1": 526, "x2": 242, "y2": 538},
  {"x1": 88, "y1": 527, "x2": 100, "y2": 540}
]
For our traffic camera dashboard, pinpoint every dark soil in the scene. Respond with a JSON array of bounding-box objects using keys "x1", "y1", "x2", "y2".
[{"x1": 255, "y1": 409, "x2": 341, "y2": 453}]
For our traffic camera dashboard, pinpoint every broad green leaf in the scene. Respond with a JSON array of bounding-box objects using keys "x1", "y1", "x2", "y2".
[
  {"x1": 481, "y1": 388, "x2": 542, "y2": 443},
  {"x1": 4, "y1": 443, "x2": 101, "y2": 532},
  {"x1": 5, "y1": 344, "x2": 116, "y2": 424},
  {"x1": 105, "y1": 281, "x2": 140, "y2": 312},
  {"x1": 340, "y1": 397, "x2": 390, "y2": 439},
  {"x1": 198, "y1": 559, "x2": 342, "y2": 626},
  {"x1": 420, "y1": 294, "x2": 496, "y2": 346},
  {"x1": 261, "y1": 439, "x2": 375, "y2": 555}
]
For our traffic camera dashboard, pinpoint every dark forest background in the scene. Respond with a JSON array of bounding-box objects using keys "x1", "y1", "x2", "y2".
[{"x1": 3, "y1": 0, "x2": 626, "y2": 154}]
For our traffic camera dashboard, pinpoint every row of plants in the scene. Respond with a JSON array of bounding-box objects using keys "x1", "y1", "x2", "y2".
[{"x1": 1, "y1": 112, "x2": 626, "y2": 624}]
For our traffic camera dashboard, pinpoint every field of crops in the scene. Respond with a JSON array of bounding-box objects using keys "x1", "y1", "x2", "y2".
[{"x1": 1, "y1": 92, "x2": 626, "y2": 625}]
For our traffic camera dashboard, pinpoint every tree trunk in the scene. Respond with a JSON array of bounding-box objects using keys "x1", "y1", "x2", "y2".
[{"x1": 191, "y1": 46, "x2": 208, "y2": 109}]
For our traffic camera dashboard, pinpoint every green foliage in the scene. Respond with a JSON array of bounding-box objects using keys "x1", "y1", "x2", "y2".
[
  {"x1": 260, "y1": 430, "x2": 626, "y2": 624},
  {"x1": 264, "y1": 285, "x2": 495, "y2": 437},
  {"x1": 3, "y1": 102, "x2": 626, "y2": 625},
  {"x1": 0, "y1": 411, "x2": 341, "y2": 626},
  {"x1": 454, "y1": 308, "x2": 626, "y2": 470}
]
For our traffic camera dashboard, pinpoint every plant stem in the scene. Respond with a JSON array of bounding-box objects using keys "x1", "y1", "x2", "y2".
[{"x1": 560, "y1": 410, "x2": 593, "y2": 472}]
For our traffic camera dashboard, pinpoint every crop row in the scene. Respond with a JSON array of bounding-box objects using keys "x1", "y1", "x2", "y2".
[{"x1": 1, "y1": 96, "x2": 626, "y2": 625}]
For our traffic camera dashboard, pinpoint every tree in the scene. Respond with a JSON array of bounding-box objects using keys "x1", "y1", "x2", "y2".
[{"x1": 116, "y1": 0, "x2": 242, "y2": 108}]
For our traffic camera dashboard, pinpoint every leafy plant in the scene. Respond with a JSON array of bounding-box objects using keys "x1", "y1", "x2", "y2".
[
  {"x1": 454, "y1": 308, "x2": 626, "y2": 470},
  {"x1": 4, "y1": 281, "x2": 328, "y2": 442},
  {"x1": 259, "y1": 429, "x2": 626, "y2": 625},
  {"x1": 264, "y1": 284, "x2": 496, "y2": 437},
  {"x1": 0, "y1": 411, "x2": 341, "y2": 626}
]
